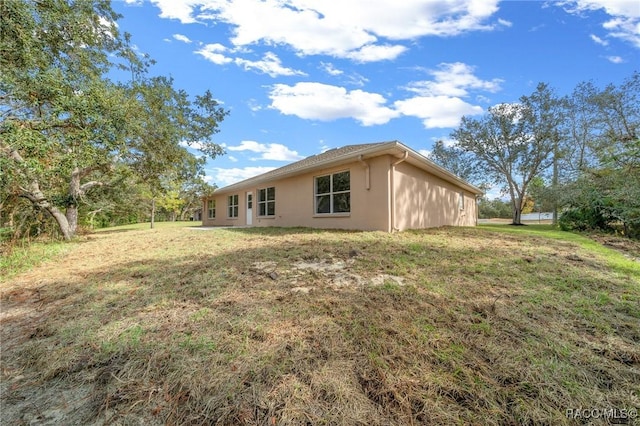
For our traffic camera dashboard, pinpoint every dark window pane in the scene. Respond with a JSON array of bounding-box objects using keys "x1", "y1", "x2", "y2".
[
  {"x1": 267, "y1": 187, "x2": 275, "y2": 201},
  {"x1": 259, "y1": 203, "x2": 266, "y2": 216},
  {"x1": 333, "y1": 193, "x2": 350, "y2": 213},
  {"x1": 259, "y1": 189, "x2": 266, "y2": 202},
  {"x1": 267, "y1": 201, "x2": 275, "y2": 216},
  {"x1": 333, "y1": 171, "x2": 350, "y2": 192},
  {"x1": 316, "y1": 175, "x2": 330, "y2": 194},
  {"x1": 233, "y1": 195, "x2": 238, "y2": 205},
  {"x1": 316, "y1": 195, "x2": 330, "y2": 213},
  {"x1": 233, "y1": 206, "x2": 238, "y2": 217}
]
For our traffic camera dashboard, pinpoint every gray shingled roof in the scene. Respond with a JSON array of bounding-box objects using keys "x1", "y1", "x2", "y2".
[
  {"x1": 215, "y1": 141, "x2": 396, "y2": 193},
  {"x1": 212, "y1": 140, "x2": 483, "y2": 195}
]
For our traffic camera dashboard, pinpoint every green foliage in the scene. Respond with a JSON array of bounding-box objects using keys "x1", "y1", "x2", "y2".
[
  {"x1": 557, "y1": 72, "x2": 640, "y2": 238},
  {"x1": 1, "y1": 0, "x2": 227, "y2": 240},
  {"x1": 559, "y1": 167, "x2": 640, "y2": 237},
  {"x1": 478, "y1": 198, "x2": 512, "y2": 219}
]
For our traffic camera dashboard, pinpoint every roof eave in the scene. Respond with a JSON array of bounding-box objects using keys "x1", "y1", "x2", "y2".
[
  {"x1": 210, "y1": 140, "x2": 483, "y2": 196},
  {"x1": 212, "y1": 141, "x2": 400, "y2": 195}
]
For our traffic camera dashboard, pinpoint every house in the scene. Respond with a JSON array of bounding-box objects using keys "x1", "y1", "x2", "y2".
[{"x1": 202, "y1": 141, "x2": 483, "y2": 232}]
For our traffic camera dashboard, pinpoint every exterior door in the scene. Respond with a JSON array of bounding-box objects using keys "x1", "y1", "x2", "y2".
[{"x1": 246, "y1": 192, "x2": 253, "y2": 225}]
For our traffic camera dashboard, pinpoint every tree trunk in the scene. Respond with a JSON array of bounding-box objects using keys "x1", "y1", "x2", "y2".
[
  {"x1": 507, "y1": 183, "x2": 523, "y2": 225},
  {"x1": 512, "y1": 206, "x2": 522, "y2": 225},
  {"x1": 66, "y1": 206, "x2": 78, "y2": 237},
  {"x1": 20, "y1": 182, "x2": 74, "y2": 240},
  {"x1": 67, "y1": 168, "x2": 81, "y2": 237},
  {"x1": 150, "y1": 198, "x2": 156, "y2": 229},
  {"x1": 511, "y1": 193, "x2": 524, "y2": 225},
  {"x1": 552, "y1": 143, "x2": 559, "y2": 225}
]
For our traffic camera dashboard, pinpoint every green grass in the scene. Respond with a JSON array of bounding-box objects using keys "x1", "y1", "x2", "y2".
[
  {"x1": 0, "y1": 240, "x2": 71, "y2": 282},
  {"x1": 1, "y1": 224, "x2": 639, "y2": 425}
]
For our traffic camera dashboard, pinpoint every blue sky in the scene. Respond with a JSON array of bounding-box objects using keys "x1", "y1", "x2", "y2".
[{"x1": 111, "y1": 0, "x2": 639, "y2": 191}]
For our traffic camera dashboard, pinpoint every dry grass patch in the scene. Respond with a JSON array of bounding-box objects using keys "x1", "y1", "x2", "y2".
[{"x1": 1, "y1": 223, "x2": 639, "y2": 425}]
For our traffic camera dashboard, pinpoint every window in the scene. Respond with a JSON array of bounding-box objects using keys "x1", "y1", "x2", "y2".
[
  {"x1": 207, "y1": 200, "x2": 216, "y2": 219},
  {"x1": 258, "y1": 187, "x2": 275, "y2": 217},
  {"x1": 228, "y1": 194, "x2": 239, "y2": 218},
  {"x1": 458, "y1": 191, "x2": 465, "y2": 210},
  {"x1": 315, "y1": 171, "x2": 350, "y2": 214}
]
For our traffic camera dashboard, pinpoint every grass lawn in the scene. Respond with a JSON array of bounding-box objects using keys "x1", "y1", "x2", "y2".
[{"x1": 1, "y1": 223, "x2": 639, "y2": 425}]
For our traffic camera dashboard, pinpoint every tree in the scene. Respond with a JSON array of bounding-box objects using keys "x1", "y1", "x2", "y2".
[
  {"x1": 1, "y1": 0, "x2": 137, "y2": 240},
  {"x1": 126, "y1": 76, "x2": 226, "y2": 228},
  {"x1": 1, "y1": 1, "x2": 227, "y2": 239},
  {"x1": 478, "y1": 197, "x2": 512, "y2": 219},
  {"x1": 527, "y1": 176, "x2": 555, "y2": 213},
  {"x1": 452, "y1": 83, "x2": 564, "y2": 225},
  {"x1": 558, "y1": 72, "x2": 640, "y2": 237},
  {"x1": 178, "y1": 178, "x2": 217, "y2": 221}
]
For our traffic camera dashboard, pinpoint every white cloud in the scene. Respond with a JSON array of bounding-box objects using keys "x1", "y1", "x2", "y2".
[
  {"x1": 345, "y1": 44, "x2": 408, "y2": 62},
  {"x1": 234, "y1": 52, "x2": 307, "y2": 77},
  {"x1": 406, "y1": 62, "x2": 503, "y2": 97},
  {"x1": 497, "y1": 18, "x2": 512, "y2": 27},
  {"x1": 344, "y1": 73, "x2": 369, "y2": 87},
  {"x1": 228, "y1": 155, "x2": 239, "y2": 162},
  {"x1": 419, "y1": 149, "x2": 431, "y2": 157},
  {"x1": 148, "y1": 0, "x2": 202, "y2": 24},
  {"x1": 209, "y1": 166, "x2": 277, "y2": 186},
  {"x1": 562, "y1": 0, "x2": 640, "y2": 18},
  {"x1": 320, "y1": 62, "x2": 344, "y2": 76},
  {"x1": 227, "y1": 141, "x2": 304, "y2": 161},
  {"x1": 394, "y1": 96, "x2": 484, "y2": 128},
  {"x1": 196, "y1": 46, "x2": 303, "y2": 77},
  {"x1": 148, "y1": 0, "x2": 503, "y2": 61},
  {"x1": 602, "y1": 16, "x2": 640, "y2": 47},
  {"x1": 319, "y1": 141, "x2": 332, "y2": 152},
  {"x1": 269, "y1": 82, "x2": 400, "y2": 126},
  {"x1": 607, "y1": 55, "x2": 625, "y2": 63},
  {"x1": 173, "y1": 33, "x2": 192, "y2": 43},
  {"x1": 195, "y1": 43, "x2": 233, "y2": 64},
  {"x1": 247, "y1": 99, "x2": 262, "y2": 112},
  {"x1": 590, "y1": 34, "x2": 609, "y2": 46},
  {"x1": 561, "y1": 0, "x2": 640, "y2": 48}
]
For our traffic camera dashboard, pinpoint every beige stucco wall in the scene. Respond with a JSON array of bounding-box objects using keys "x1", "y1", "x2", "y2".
[
  {"x1": 202, "y1": 156, "x2": 391, "y2": 231},
  {"x1": 202, "y1": 155, "x2": 478, "y2": 231},
  {"x1": 392, "y1": 161, "x2": 477, "y2": 230}
]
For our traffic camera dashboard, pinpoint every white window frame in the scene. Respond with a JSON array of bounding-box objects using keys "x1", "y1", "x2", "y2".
[
  {"x1": 314, "y1": 170, "x2": 351, "y2": 215},
  {"x1": 228, "y1": 194, "x2": 239, "y2": 218},
  {"x1": 257, "y1": 187, "x2": 276, "y2": 217},
  {"x1": 207, "y1": 200, "x2": 216, "y2": 219}
]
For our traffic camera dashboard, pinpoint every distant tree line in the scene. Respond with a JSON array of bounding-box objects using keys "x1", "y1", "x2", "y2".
[
  {"x1": 1, "y1": 0, "x2": 226, "y2": 242},
  {"x1": 430, "y1": 72, "x2": 639, "y2": 238}
]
